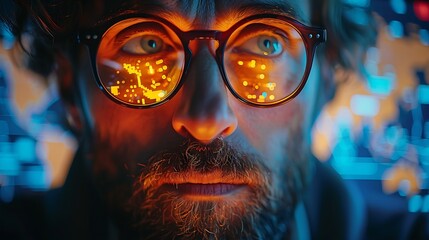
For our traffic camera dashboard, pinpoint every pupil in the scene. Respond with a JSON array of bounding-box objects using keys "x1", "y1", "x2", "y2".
[
  {"x1": 148, "y1": 39, "x2": 157, "y2": 49},
  {"x1": 263, "y1": 39, "x2": 271, "y2": 49}
]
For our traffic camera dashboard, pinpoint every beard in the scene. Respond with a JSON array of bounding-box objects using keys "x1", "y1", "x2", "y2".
[{"x1": 85, "y1": 128, "x2": 311, "y2": 240}]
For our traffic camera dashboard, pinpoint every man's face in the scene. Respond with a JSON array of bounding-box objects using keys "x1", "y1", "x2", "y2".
[{"x1": 73, "y1": 0, "x2": 318, "y2": 238}]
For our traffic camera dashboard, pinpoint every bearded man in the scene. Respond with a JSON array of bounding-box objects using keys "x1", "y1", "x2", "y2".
[{"x1": 1, "y1": 0, "x2": 377, "y2": 239}]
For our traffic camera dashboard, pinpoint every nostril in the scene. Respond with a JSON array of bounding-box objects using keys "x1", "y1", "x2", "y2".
[
  {"x1": 172, "y1": 122, "x2": 190, "y2": 138},
  {"x1": 172, "y1": 116, "x2": 237, "y2": 144},
  {"x1": 221, "y1": 123, "x2": 237, "y2": 138}
]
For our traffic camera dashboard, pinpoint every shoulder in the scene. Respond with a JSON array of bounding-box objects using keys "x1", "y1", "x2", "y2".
[{"x1": 302, "y1": 160, "x2": 366, "y2": 240}]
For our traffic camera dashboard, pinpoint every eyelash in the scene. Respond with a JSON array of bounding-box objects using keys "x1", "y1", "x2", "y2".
[
  {"x1": 116, "y1": 30, "x2": 170, "y2": 46},
  {"x1": 230, "y1": 25, "x2": 291, "y2": 47}
]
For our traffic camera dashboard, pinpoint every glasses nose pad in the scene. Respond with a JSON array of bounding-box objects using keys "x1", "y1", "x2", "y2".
[{"x1": 187, "y1": 38, "x2": 220, "y2": 57}]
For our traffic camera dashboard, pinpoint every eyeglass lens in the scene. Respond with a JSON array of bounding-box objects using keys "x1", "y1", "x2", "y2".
[
  {"x1": 224, "y1": 19, "x2": 307, "y2": 105},
  {"x1": 96, "y1": 17, "x2": 307, "y2": 107}
]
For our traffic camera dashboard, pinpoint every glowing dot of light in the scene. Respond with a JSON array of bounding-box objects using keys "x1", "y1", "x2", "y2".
[
  {"x1": 238, "y1": 60, "x2": 244, "y2": 65},
  {"x1": 243, "y1": 81, "x2": 248, "y2": 86},
  {"x1": 156, "y1": 59, "x2": 164, "y2": 65},
  {"x1": 134, "y1": 94, "x2": 137, "y2": 97},
  {"x1": 158, "y1": 91, "x2": 166, "y2": 98},
  {"x1": 248, "y1": 60, "x2": 256, "y2": 68},
  {"x1": 388, "y1": 20, "x2": 404, "y2": 38},
  {"x1": 167, "y1": 77, "x2": 172, "y2": 82},
  {"x1": 260, "y1": 64, "x2": 266, "y2": 70},
  {"x1": 162, "y1": 75, "x2": 167, "y2": 79},
  {"x1": 269, "y1": 95, "x2": 275, "y2": 100},
  {"x1": 137, "y1": 100, "x2": 141, "y2": 103},
  {"x1": 390, "y1": 0, "x2": 406, "y2": 14},
  {"x1": 148, "y1": 66, "x2": 155, "y2": 75},
  {"x1": 163, "y1": 65, "x2": 168, "y2": 70},
  {"x1": 158, "y1": 67, "x2": 164, "y2": 72},
  {"x1": 111, "y1": 86, "x2": 119, "y2": 95},
  {"x1": 116, "y1": 71, "x2": 120, "y2": 74},
  {"x1": 151, "y1": 80, "x2": 161, "y2": 89},
  {"x1": 420, "y1": 29, "x2": 429, "y2": 46},
  {"x1": 409, "y1": 195, "x2": 423, "y2": 213},
  {"x1": 414, "y1": 2, "x2": 429, "y2": 21},
  {"x1": 137, "y1": 60, "x2": 141, "y2": 63},
  {"x1": 124, "y1": 94, "x2": 127, "y2": 97},
  {"x1": 116, "y1": 81, "x2": 120, "y2": 84},
  {"x1": 255, "y1": 85, "x2": 259, "y2": 89},
  {"x1": 121, "y1": 80, "x2": 125, "y2": 84},
  {"x1": 262, "y1": 92, "x2": 268, "y2": 98},
  {"x1": 126, "y1": 89, "x2": 129, "y2": 93},
  {"x1": 266, "y1": 82, "x2": 276, "y2": 91},
  {"x1": 145, "y1": 62, "x2": 150, "y2": 66},
  {"x1": 258, "y1": 74, "x2": 265, "y2": 79},
  {"x1": 134, "y1": 85, "x2": 137, "y2": 88},
  {"x1": 132, "y1": 89, "x2": 135, "y2": 93}
]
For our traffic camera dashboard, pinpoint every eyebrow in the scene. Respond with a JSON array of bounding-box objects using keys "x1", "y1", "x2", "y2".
[
  {"x1": 93, "y1": 0, "x2": 307, "y2": 30},
  {"x1": 216, "y1": 1, "x2": 308, "y2": 30},
  {"x1": 225, "y1": 1, "x2": 304, "y2": 22}
]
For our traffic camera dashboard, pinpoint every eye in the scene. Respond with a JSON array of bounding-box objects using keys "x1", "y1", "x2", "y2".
[
  {"x1": 122, "y1": 35, "x2": 165, "y2": 55},
  {"x1": 236, "y1": 34, "x2": 283, "y2": 57},
  {"x1": 257, "y1": 36, "x2": 281, "y2": 55}
]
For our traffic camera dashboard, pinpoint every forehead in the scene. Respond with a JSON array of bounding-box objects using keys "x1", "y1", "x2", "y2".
[{"x1": 96, "y1": 0, "x2": 310, "y2": 30}]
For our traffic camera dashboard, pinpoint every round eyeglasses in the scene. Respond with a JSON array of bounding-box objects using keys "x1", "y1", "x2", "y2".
[{"x1": 78, "y1": 13, "x2": 326, "y2": 108}]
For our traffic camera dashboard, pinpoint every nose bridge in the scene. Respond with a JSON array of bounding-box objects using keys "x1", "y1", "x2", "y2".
[
  {"x1": 186, "y1": 30, "x2": 220, "y2": 56},
  {"x1": 185, "y1": 42, "x2": 222, "y2": 116},
  {"x1": 172, "y1": 38, "x2": 237, "y2": 144}
]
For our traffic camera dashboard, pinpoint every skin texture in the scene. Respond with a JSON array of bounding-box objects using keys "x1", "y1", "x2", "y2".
[{"x1": 63, "y1": 0, "x2": 322, "y2": 239}]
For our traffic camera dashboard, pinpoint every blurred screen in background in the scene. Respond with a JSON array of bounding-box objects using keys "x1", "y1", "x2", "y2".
[
  {"x1": 311, "y1": 0, "x2": 429, "y2": 215},
  {"x1": 0, "y1": 0, "x2": 428, "y2": 228}
]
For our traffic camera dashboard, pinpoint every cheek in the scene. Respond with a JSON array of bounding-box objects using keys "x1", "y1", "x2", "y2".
[{"x1": 229, "y1": 98, "x2": 305, "y2": 160}]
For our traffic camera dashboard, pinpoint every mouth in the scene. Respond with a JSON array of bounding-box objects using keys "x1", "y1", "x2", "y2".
[
  {"x1": 149, "y1": 170, "x2": 252, "y2": 200},
  {"x1": 163, "y1": 183, "x2": 247, "y2": 200}
]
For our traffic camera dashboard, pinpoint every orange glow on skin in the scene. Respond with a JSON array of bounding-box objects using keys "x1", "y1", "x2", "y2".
[{"x1": 155, "y1": 9, "x2": 256, "y2": 32}]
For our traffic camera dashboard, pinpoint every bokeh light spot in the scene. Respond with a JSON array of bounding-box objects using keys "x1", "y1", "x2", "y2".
[
  {"x1": 390, "y1": 0, "x2": 407, "y2": 14},
  {"x1": 388, "y1": 20, "x2": 404, "y2": 38}
]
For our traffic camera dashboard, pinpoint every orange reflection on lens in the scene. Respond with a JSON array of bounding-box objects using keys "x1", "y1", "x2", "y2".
[
  {"x1": 96, "y1": 17, "x2": 185, "y2": 107},
  {"x1": 99, "y1": 55, "x2": 183, "y2": 106},
  {"x1": 223, "y1": 18, "x2": 307, "y2": 105}
]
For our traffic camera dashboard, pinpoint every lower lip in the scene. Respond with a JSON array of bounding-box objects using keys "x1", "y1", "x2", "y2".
[{"x1": 166, "y1": 183, "x2": 246, "y2": 197}]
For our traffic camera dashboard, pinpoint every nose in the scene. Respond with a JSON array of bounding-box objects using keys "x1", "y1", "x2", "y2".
[{"x1": 172, "y1": 41, "x2": 237, "y2": 144}]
